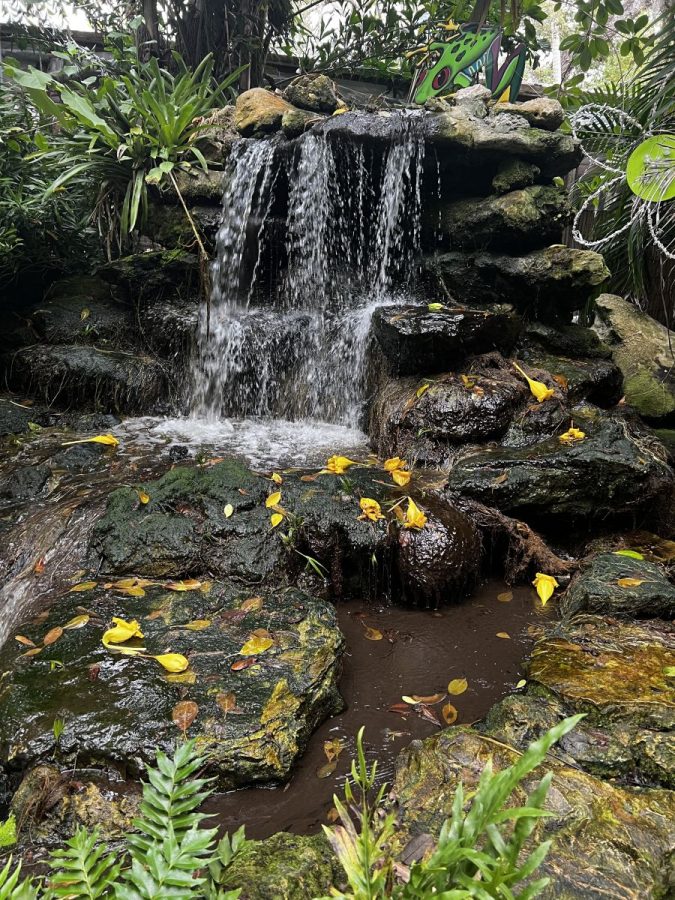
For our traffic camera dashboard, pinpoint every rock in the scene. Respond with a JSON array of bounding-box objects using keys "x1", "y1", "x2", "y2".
[
  {"x1": 220, "y1": 832, "x2": 337, "y2": 899},
  {"x1": 518, "y1": 351, "x2": 622, "y2": 407},
  {"x1": 5, "y1": 345, "x2": 167, "y2": 415},
  {"x1": 235, "y1": 89, "x2": 295, "y2": 137},
  {"x1": 49, "y1": 442, "x2": 111, "y2": 474},
  {"x1": 445, "y1": 408, "x2": 674, "y2": 524},
  {"x1": 425, "y1": 246, "x2": 610, "y2": 321},
  {"x1": 31, "y1": 277, "x2": 131, "y2": 346},
  {"x1": 371, "y1": 304, "x2": 521, "y2": 375},
  {"x1": 593, "y1": 293, "x2": 675, "y2": 423},
  {"x1": 282, "y1": 106, "x2": 323, "y2": 138},
  {"x1": 491, "y1": 98, "x2": 565, "y2": 131},
  {"x1": 193, "y1": 106, "x2": 238, "y2": 164},
  {"x1": 0, "y1": 400, "x2": 49, "y2": 436},
  {"x1": 97, "y1": 250, "x2": 199, "y2": 300},
  {"x1": 370, "y1": 368, "x2": 527, "y2": 466},
  {"x1": 0, "y1": 464, "x2": 50, "y2": 503},
  {"x1": 141, "y1": 298, "x2": 199, "y2": 355},
  {"x1": 430, "y1": 185, "x2": 570, "y2": 252},
  {"x1": 492, "y1": 158, "x2": 540, "y2": 194},
  {"x1": 0, "y1": 582, "x2": 344, "y2": 789},
  {"x1": 283, "y1": 75, "x2": 341, "y2": 114},
  {"x1": 520, "y1": 321, "x2": 613, "y2": 360},
  {"x1": 394, "y1": 726, "x2": 675, "y2": 898},
  {"x1": 144, "y1": 201, "x2": 222, "y2": 252},
  {"x1": 560, "y1": 552, "x2": 675, "y2": 619},
  {"x1": 164, "y1": 169, "x2": 224, "y2": 205}
]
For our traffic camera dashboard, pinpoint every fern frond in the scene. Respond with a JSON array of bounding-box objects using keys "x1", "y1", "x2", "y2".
[
  {"x1": 48, "y1": 826, "x2": 121, "y2": 900},
  {"x1": 0, "y1": 857, "x2": 38, "y2": 900}
]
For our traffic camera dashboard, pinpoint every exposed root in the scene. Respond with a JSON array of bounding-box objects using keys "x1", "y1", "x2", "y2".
[{"x1": 456, "y1": 497, "x2": 574, "y2": 583}]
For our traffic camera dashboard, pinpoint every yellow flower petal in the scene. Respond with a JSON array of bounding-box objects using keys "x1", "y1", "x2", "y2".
[
  {"x1": 392, "y1": 468, "x2": 411, "y2": 487},
  {"x1": 239, "y1": 634, "x2": 274, "y2": 656},
  {"x1": 404, "y1": 497, "x2": 427, "y2": 530},
  {"x1": 559, "y1": 426, "x2": 586, "y2": 445},
  {"x1": 137, "y1": 491, "x2": 150, "y2": 504},
  {"x1": 270, "y1": 512, "x2": 284, "y2": 528},
  {"x1": 62, "y1": 433, "x2": 119, "y2": 447},
  {"x1": 358, "y1": 498, "x2": 384, "y2": 522},
  {"x1": 224, "y1": 503, "x2": 234, "y2": 518},
  {"x1": 153, "y1": 653, "x2": 189, "y2": 673},
  {"x1": 266, "y1": 491, "x2": 282, "y2": 508},
  {"x1": 513, "y1": 363, "x2": 555, "y2": 403},
  {"x1": 102, "y1": 617, "x2": 144, "y2": 647},
  {"x1": 271, "y1": 473, "x2": 283, "y2": 484},
  {"x1": 383, "y1": 456, "x2": 406, "y2": 472},
  {"x1": 532, "y1": 572, "x2": 559, "y2": 606},
  {"x1": 326, "y1": 455, "x2": 357, "y2": 475}
]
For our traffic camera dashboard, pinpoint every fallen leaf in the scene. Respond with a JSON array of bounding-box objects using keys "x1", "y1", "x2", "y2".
[
  {"x1": 239, "y1": 634, "x2": 274, "y2": 656},
  {"x1": 88, "y1": 664, "x2": 100, "y2": 681},
  {"x1": 62, "y1": 434, "x2": 119, "y2": 447},
  {"x1": 492, "y1": 473, "x2": 508, "y2": 486},
  {"x1": 110, "y1": 577, "x2": 156, "y2": 589},
  {"x1": 43, "y1": 626, "x2": 63, "y2": 647},
  {"x1": 270, "y1": 512, "x2": 284, "y2": 528},
  {"x1": 33, "y1": 558, "x2": 45, "y2": 575},
  {"x1": 323, "y1": 738, "x2": 344, "y2": 762},
  {"x1": 240, "y1": 596, "x2": 263, "y2": 612},
  {"x1": 69, "y1": 581, "x2": 97, "y2": 593},
  {"x1": 617, "y1": 577, "x2": 645, "y2": 587},
  {"x1": 117, "y1": 585, "x2": 146, "y2": 597},
  {"x1": 271, "y1": 473, "x2": 283, "y2": 485},
  {"x1": 137, "y1": 491, "x2": 150, "y2": 505},
  {"x1": 216, "y1": 692, "x2": 237, "y2": 714},
  {"x1": 300, "y1": 474, "x2": 318, "y2": 482},
  {"x1": 409, "y1": 693, "x2": 445, "y2": 704},
  {"x1": 102, "y1": 617, "x2": 144, "y2": 647},
  {"x1": 224, "y1": 503, "x2": 234, "y2": 518},
  {"x1": 418, "y1": 704, "x2": 442, "y2": 726},
  {"x1": 358, "y1": 497, "x2": 384, "y2": 522},
  {"x1": 153, "y1": 653, "x2": 189, "y2": 673},
  {"x1": 363, "y1": 625, "x2": 383, "y2": 641},
  {"x1": 266, "y1": 491, "x2": 282, "y2": 508},
  {"x1": 516, "y1": 679, "x2": 527, "y2": 688},
  {"x1": 231, "y1": 657, "x2": 257, "y2": 671},
  {"x1": 497, "y1": 591, "x2": 513, "y2": 603},
  {"x1": 460, "y1": 374, "x2": 475, "y2": 389},
  {"x1": 163, "y1": 579, "x2": 204, "y2": 592},
  {"x1": 532, "y1": 572, "x2": 559, "y2": 606},
  {"x1": 664, "y1": 666, "x2": 675, "y2": 677},
  {"x1": 447, "y1": 678, "x2": 468, "y2": 696},
  {"x1": 427, "y1": 303, "x2": 444, "y2": 311},
  {"x1": 15, "y1": 635, "x2": 35, "y2": 647},
  {"x1": 80, "y1": 307, "x2": 90, "y2": 320},
  {"x1": 325, "y1": 456, "x2": 357, "y2": 475},
  {"x1": 496, "y1": 632, "x2": 511, "y2": 639},
  {"x1": 553, "y1": 374, "x2": 569, "y2": 391},
  {"x1": 63, "y1": 614, "x2": 90, "y2": 630},
  {"x1": 20, "y1": 647, "x2": 43, "y2": 658},
  {"x1": 392, "y1": 468, "x2": 411, "y2": 487},
  {"x1": 316, "y1": 760, "x2": 337, "y2": 778},
  {"x1": 183, "y1": 619, "x2": 211, "y2": 631},
  {"x1": 389, "y1": 702, "x2": 412, "y2": 716},
  {"x1": 172, "y1": 700, "x2": 198, "y2": 732},
  {"x1": 326, "y1": 807, "x2": 340, "y2": 823},
  {"x1": 441, "y1": 702, "x2": 458, "y2": 725},
  {"x1": 614, "y1": 550, "x2": 645, "y2": 560},
  {"x1": 416, "y1": 383, "x2": 430, "y2": 399},
  {"x1": 513, "y1": 363, "x2": 554, "y2": 403},
  {"x1": 166, "y1": 669, "x2": 197, "y2": 684}
]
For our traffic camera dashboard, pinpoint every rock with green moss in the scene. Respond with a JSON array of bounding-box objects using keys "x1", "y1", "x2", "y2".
[
  {"x1": 490, "y1": 98, "x2": 565, "y2": 131},
  {"x1": 520, "y1": 321, "x2": 613, "y2": 360},
  {"x1": 491, "y1": 158, "x2": 540, "y2": 194},
  {"x1": 518, "y1": 351, "x2": 622, "y2": 407},
  {"x1": 593, "y1": 293, "x2": 675, "y2": 423},
  {"x1": 97, "y1": 250, "x2": 199, "y2": 300},
  {"x1": 431, "y1": 185, "x2": 570, "y2": 252},
  {"x1": 560, "y1": 552, "x2": 675, "y2": 619},
  {"x1": 393, "y1": 725, "x2": 675, "y2": 898},
  {"x1": 283, "y1": 75, "x2": 341, "y2": 114},
  {"x1": 234, "y1": 89, "x2": 295, "y2": 137},
  {"x1": 220, "y1": 832, "x2": 338, "y2": 899},
  {"x1": 193, "y1": 106, "x2": 238, "y2": 164},
  {"x1": 445, "y1": 408, "x2": 673, "y2": 525},
  {"x1": 282, "y1": 106, "x2": 323, "y2": 138},
  {"x1": 0, "y1": 582, "x2": 344, "y2": 788},
  {"x1": 31, "y1": 277, "x2": 131, "y2": 346}
]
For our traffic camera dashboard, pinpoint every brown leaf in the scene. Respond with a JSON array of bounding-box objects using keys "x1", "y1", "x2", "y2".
[
  {"x1": 363, "y1": 625, "x2": 383, "y2": 641},
  {"x1": 240, "y1": 596, "x2": 263, "y2": 612},
  {"x1": 497, "y1": 591, "x2": 513, "y2": 603},
  {"x1": 33, "y1": 558, "x2": 46, "y2": 575},
  {"x1": 491, "y1": 473, "x2": 508, "y2": 486},
  {"x1": 231, "y1": 657, "x2": 257, "y2": 671},
  {"x1": 409, "y1": 693, "x2": 445, "y2": 704},
  {"x1": 442, "y1": 702, "x2": 458, "y2": 725},
  {"x1": 316, "y1": 759, "x2": 337, "y2": 779},
  {"x1": 217, "y1": 692, "x2": 237, "y2": 714},
  {"x1": 43, "y1": 626, "x2": 64, "y2": 647},
  {"x1": 88, "y1": 664, "x2": 101, "y2": 682},
  {"x1": 326, "y1": 807, "x2": 340, "y2": 824},
  {"x1": 496, "y1": 632, "x2": 511, "y2": 639},
  {"x1": 20, "y1": 647, "x2": 43, "y2": 658},
  {"x1": 172, "y1": 700, "x2": 199, "y2": 733},
  {"x1": 417, "y1": 704, "x2": 442, "y2": 726},
  {"x1": 14, "y1": 635, "x2": 36, "y2": 647},
  {"x1": 389, "y1": 702, "x2": 413, "y2": 716},
  {"x1": 553, "y1": 374, "x2": 569, "y2": 391},
  {"x1": 323, "y1": 738, "x2": 344, "y2": 762}
]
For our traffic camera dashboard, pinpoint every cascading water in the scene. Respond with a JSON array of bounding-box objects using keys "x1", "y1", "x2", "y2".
[{"x1": 190, "y1": 115, "x2": 425, "y2": 428}]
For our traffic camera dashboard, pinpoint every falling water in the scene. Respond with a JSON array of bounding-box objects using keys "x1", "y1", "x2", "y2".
[{"x1": 190, "y1": 115, "x2": 425, "y2": 427}]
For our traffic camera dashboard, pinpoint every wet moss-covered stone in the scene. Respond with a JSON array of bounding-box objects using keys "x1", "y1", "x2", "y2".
[
  {"x1": 0, "y1": 582, "x2": 344, "y2": 788},
  {"x1": 560, "y1": 552, "x2": 675, "y2": 619},
  {"x1": 282, "y1": 75, "x2": 341, "y2": 114},
  {"x1": 32, "y1": 277, "x2": 129, "y2": 346},
  {"x1": 491, "y1": 158, "x2": 540, "y2": 194},
  {"x1": 220, "y1": 832, "x2": 337, "y2": 899},
  {"x1": 520, "y1": 321, "x2": 613, "y2": 360},
  {"x1": 371, "y1": 304, "x2": 521, "y2": 375},
  {"x1": 97, "y1": 250, "x2": 199, "y2": 300},
  {"x1": 517, "y1": 351, "x2": 622, "y2": 407},
  {"x1": 394, "y1": 726, "x2": 675, "y2": 898},
  {"x1": 446, "y1": 408, "x2": 674, "y2": 524}
]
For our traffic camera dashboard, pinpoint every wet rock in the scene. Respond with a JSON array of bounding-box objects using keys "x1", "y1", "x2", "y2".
[
  {"x1": 394, "y1": 726, "x2": 675, "y2": 898},
  {"x1": 0, "y1": 582, "x2": 344, "y2": 788},
  {"x1": 31, "y1": 278, "x2": 131, "y2": 346},
  {"x1": 446, "y1": 408, "x2": 674, "y2": 524},
  {"x1": 220, "y1": 832, "x2": 337, "y2": 899},
  {"x1": 283, "y1": 75, "x2": 341, "y2": 114},
  {"x1": 163, "y1": 169, "x2": 224, "y2": 205},
  {"x1": 282, "y1": 106, "x2": 323, "y2": 138},
  {"x1": 593, "y1": 293, "x2": 675, "y2": 423},
  {"x1": 144, "y1": 201, "x2": 222, "y2": 252},
  {"x1": 49, "y1": 442, "x2": 110, "y2": 474},
  {"x1": 371, "y1": 304, "x2": 521, "y2": 375},
  {"x1": 491, "y1": 158, "x2": 540, "y2": 194},
  {"x1": 0, "y1": 464, "x2": 50, "y2": 503},
  {"x1": 193, "y1": 106, "x2": 238, "y2": 164},
  {"x1": 235, "y1": 89, "x2": 295, "y2": 137},
  {"x1": 6, "y1": 345, "x2": 168, "y2": 415},
  {"x1": 97, "y1": 250, "x2": 199, "y2": 301},
  {"x1": 425, "y1": 246, "x2": 610, "y2": 321},
  {"x1": 518, "y1": 351, "x2": 622, "y2": 407},
  {"x1": 370, "y1": 369, "x2": 526, "y2": 466},
  {"x1": 141, "y1": 298, "x2": 199, "y2": 355},
  {"x1": 431, "y1": 185, "x2": 570, "y2": 252},
  {"x1": 490, "y1": 98, "x2": 565, "y2": 131},
  {"x1": 560, "y1": 552, "x2": 675, "y2": 619},
  {"x1": 520, "y1": 321, "x2": 613, "y2": 360}
]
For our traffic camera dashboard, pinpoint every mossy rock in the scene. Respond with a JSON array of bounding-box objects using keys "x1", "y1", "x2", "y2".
[
  {"x1": 518, "y1": 351, "x2": 622, "y2": 407},
  {"x1": 491, "y1": 158, "x2": 540, "y2": 194},
  {"x1": 220, "y1": 832, "x2": 338, "y2": 899},
  {"x1": 0, "y1": 582, "x2": 344, "y2": 788},
  {"x1": 282, "y1": 75, "x2": 341, "y2": 114},
  {"x1": 394, "y1": 726, "x2": 675, "y2": 898},
  {"x1": 96, "y1": 250, "x2": 199, "y2": 301},
  {"x1": 560, "y1": 552, "x2": 675, "y2": 619},
  {"x1": 31, "y1": 278, "x2": 130, "y2": 346},
  {"x1": 234, "y1": 89, "x2": 295, "y2": 137}
]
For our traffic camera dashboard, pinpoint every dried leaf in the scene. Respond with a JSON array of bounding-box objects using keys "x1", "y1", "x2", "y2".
[
  {"x1": 416, "y1": 383, "x2": 430, "y2": 399},
  {"x1": 172, "y1": 700, "x2": 198, "y2": 732},
  {"x1": 418, "y1": 704, "x2": 442, "y2": 726},
  {"x1": 15, "y1": 635, "x2": 35, "y2": 647},
  {"x1": 553, "y1": 374, "x2": 569, "y2": 391},
  {"x1": 88, "y1": 664, "x2": 100, "y2": 681},
  {"x1": 117, "y1": 585, "x2": 146, "y2": 597},
  {"x1": 614, "y1": 550, "x2": 644, "y2": 560},
  {"x1": 69, "y1": 581, "x2": 97, "y2": 593},
  {"x1": 442, "y1": 702, "x2": 458, "y2": 725},
  {"x1": 447, "y1": 678, "x2": 468, "y2": 696},
  {"x1": 43, "y1": 626, "x2": 63, "y2": 647},
  {"x1": 166, "y1": 669, "x2": 197, "y2": 684},
  {"x1": 231, "y1": 657, "x2": 257, "y2": 671},
  {"x1": 265, "y1": 491, "x2": 282, "y2": 508},
  {"x1": 496, "y1": 632, "x2": 511, "y2": 639},
  {"x1": 239, "y1": 634, "x2": 274, "y2": 656},
  {"x1": 163, "y1": 579, "x2": 204, "y2": 592},
  {"x1": 497, "y1": 591, "x2": 513, "y2": 603},
  {"x1": 389, "y1": 702, "x2": 412, "y2": 716},
  {"x1": 409, "y1": 693, "x2": 445, "y2": 704},
  {"x1": 63, "y1": 614, "x2": 90, "y2": 630},
  {"x1": 300, "y1": 474, "x2": 318, "y2": 482},
  {"x1": 271, "y1": 473, "x2": 283, "y2": 485},
  {"x1": 240, "y1": 596, "x2": 263, "y2": 612},
  {"x1": 33, "y1": 558, "x2": 46, "y2": 575},
  {"x1": 154, "y1": 653, "x2": 189, "y2": 673},
  {"x1": 224, "y1": 503, "x2": 234, "y2": 518},
  {"x1": 183, "y1": 619, "x2": 211, "y2": 631},
  {"x1": 316, "y1": 760, "x2": 337, "y2": 778},
  {"x1": 492, "y1": 473, "x2": 508, "y2": 486},
  {"x1": 323, "y1": 738, "x2": 344, "y2": 762},
  {"x1": 363, "y1": 625, "x2": 383, "y2": 641},
  {"x1": 20, "y1": 647, "x2": 43, "y2": 658},
  {"x1": 217, "y1": 692, "x2": 237, "y2": 714},
  {"x1": 617, "y1": 577, "x2": 645, "y2": 587}
]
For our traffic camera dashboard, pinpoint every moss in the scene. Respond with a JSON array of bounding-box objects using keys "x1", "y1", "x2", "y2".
[{"x1": 624, "y1": 368, "x2": 675, "y2": 419}]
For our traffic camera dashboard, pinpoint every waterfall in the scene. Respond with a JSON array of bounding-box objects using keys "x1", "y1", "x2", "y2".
[{"x1": 190, "y1": 115, "x2": 425, "y2": 427}]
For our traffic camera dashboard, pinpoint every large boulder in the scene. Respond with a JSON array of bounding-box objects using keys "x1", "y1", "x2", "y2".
[
  {"x1": 490, "y1": 98, "x2": 565, "y2": 131},
  {"x1": 394, "y1": 725, "x2": 675, "y2": 898},
  {"x1": 282, "y1": 75, "x2": 341, "y2": 114},
  {"x1": 517, "y1": 351, "x2": 622, "y2": 407},
  {"x1": 0, "y1": 582, "x2": 344, "y2": 789},
  {"x1": 445, "y1": 408, "x2": 674, "y2": 524},
  {"x1": 593, "y1": 293, "x2": 675, "y2": 423},
  {"x1": 235, "y1": 88, "x2": 296, "y2": 137},
  {"x1": 425, "y1": 246, "x2": 610, "y2": 321},
  {"x1": 31, "y1": 277, "x2": 129, "y2": 346},
  {"x1": 371, "y1": 304, "x2": 521, "y2": 375}
]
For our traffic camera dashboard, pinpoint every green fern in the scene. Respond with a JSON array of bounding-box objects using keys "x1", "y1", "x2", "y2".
[
  {"x1": 0, "y1": 857, "x2": 37, "y2": 899},
  {"x1": 48, "y1": 827, "x2": 121, "y2": 899},
  {"x1": 0, "y1": 815, "x2": 17, "y2": 849}
]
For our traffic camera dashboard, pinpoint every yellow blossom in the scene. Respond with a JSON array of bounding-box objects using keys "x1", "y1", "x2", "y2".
[
  {"x1": 358, "y1": 498, "x2": 384, "y2": 522},
  {"x1": 532, "y1": 573, "x2": 559, "y2": 606},
  {"x1": 384, "y1": 457, "x2": 406, "y2": 472},
  {"x1": 102, "y1": 617, "x2": 144, "y2": 648},
  {"x1": 404, "y1": 498, "x2": 427, "y2": 530},
  {"x1": 326, "y1": 455, "x2": 357, "y2": 475},
  {"x1": 559, "y1": 426, "x2": 586, "y2": 445},
  {"x1": 153, "y1": 653, "x2": 189, "y2": 673},
  {"x1": 270, "y1": 512, "x2": 284, "y2": 528},
  {"x1": 392, "y1": 468, "x2": 411, "y2": 487},
  {"x1": 265, "y1": 491, "x2": 282, "y2": 508},
  {"x1": 513, "y1": 363, "x2": 555, "y2": 403}
]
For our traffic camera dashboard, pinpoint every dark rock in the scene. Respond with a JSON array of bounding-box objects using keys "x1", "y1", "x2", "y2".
[
  {"x1": 145, "y1": 201, "x2": 223, "y2": 251},
  {"x1": 164, "y1": 169, "x2": 224, "y2": 205},
  {"x1": 0, "y1": 400, "x2": 47, "y2": 435},
  {"x1": 141, "y1": 298, "x2": 199, "y2": 355},
  {"x1": 371, "y1": 304, "x2": 521, "y2": 376},
  {"x1": 393, "y1": 725, "x2": 675, "y2": 898},
  {"x1": 0, "y1": 582, "x2": 344, "y2": 789},
  {"x1": 425, "y1": 246, "x2": 610, "y2": 321},
  {"x1": 431, "y1": 185, "x2": 570, "y2": 252},
  {"x1": 282, "y1": 106, "x2": 324, "y2": 138},
  {"x1": 0, "y1": 464, "x2": 50, "y2": 503},
  {"x1": 97, "y1": 251, "x2": 199, "y2": 301},
  {"x1": 32, "y1": 279, "x2": 131, "y2": 346},
  {"x1": 49, "y1": 442, "x2": 110, "y2": 474},
  {"x1": 5, "y1": 345, "x2": 168, "y2": 415},
  {"x1": 283, "y1": 75, "x2": 341, "y2": 114},
  {"x1": 519, "y1": 351, "x2": 622, "y2": 407},
  {"x1": 521, "y1": 321, "x2": 613, "y2": 359},
  {"x1": 560, "y1": 552, "x2": 675, "y2": 619},
  {"x1": 168, "y1": 445, "x2": 190, "y2": 462},
  {"x1": 490, "y1": 98, "x2": 565, "y2": 131},
  {"x1": 370, "y1": 368, "x2": 527, "y2": 466},
  {"x1": 491, "y1": 158, "x2": 540, "y2": 194},
  {"x1": 220, "y1": 832, "x2": 337, "y2": 899}
]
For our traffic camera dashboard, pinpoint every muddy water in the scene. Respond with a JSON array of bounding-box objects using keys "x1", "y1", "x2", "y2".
[{"x1": 207, "y1": 584, "x2": 551, "y2": 839}]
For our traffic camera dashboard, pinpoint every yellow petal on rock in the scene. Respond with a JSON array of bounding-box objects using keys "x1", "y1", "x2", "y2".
[
  {"x1": 224, "y1": 503, "x2": 234, "y2": 518},
  {"x1": 617, "y1": 577, "x2": 645, "y2": 587},
  {"x1": 358, "y1": 497, "x2": 384, "y2": 522},
  {"x1": 270, "y1": 512, "x2": 284, "y2": 528},
  {"x1": 63, "y1": 614, "x2": 90, "y2": 630},
  {"x1": 102, "y1": 617, "x2": 144, "y2": 647},
  {"x1": 138, "y1": 491, "x2": 150, "y2": 504},
  {"x1": 513, "y1": 363, "x2": 555, "y2": 403},
  {"x1": 163, "y1": 579, "x2": 203, "y2": 592},
  {"x1": 559, "y1": 426, "x2": 586, "y2": 445},
  {"x1": 69, "y1": 581, "x2": 97, "y2": 593},
  {"x1": 153, "y1": 653, "x2": 189, "y2": 673},
  {"x1": 416, "y1": 383, "x2": 430, "y2": 399},
  {"x1": 271, "y1": 473, "x2": 283, "y2": 485},
  {"x1": 447, "y1": 678, "x2": 468, "y2": 696},
  {"x1": 392, "y1": 468, "x2": 411, "y2": 487},
  {"x1": 442, "y1": 702, "x2": 458, "y2": 725},
  {"x1": 239, "y1": 634, "x2": 274, "y2": 656},
  {"x1": 532, "y1": 572, "x2": 559, "y2": 606},
  {"x1": 266, "y1": 491, "x2": 282, "y2": 508},
  {"x1": 404, "y1": 497, "x2": 427, "y2": 530},
  {"x1": 325, "y1": 456, "x2": 357, "y2": 475},
  {"x1": 62, "y1": 434, "x2": 119, "y2": 447},
  {"x1": 384, "y1": 456, "x2": 406, "y2": 472}
]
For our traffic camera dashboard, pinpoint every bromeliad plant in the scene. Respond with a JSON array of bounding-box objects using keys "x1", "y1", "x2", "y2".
[{"x1": 4, "y1": 49, "x2": 241, "y2": 258}]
